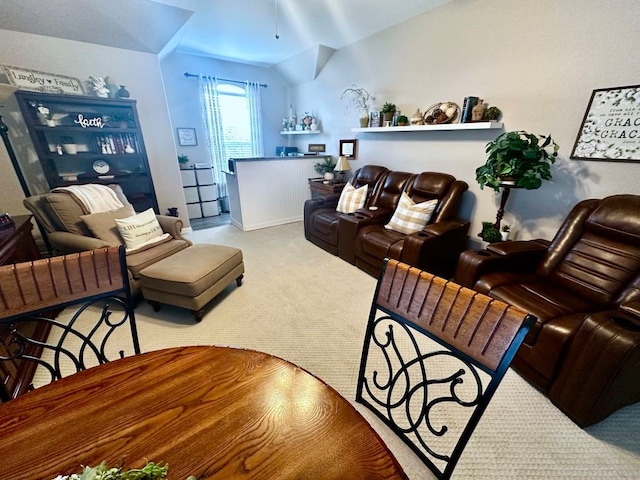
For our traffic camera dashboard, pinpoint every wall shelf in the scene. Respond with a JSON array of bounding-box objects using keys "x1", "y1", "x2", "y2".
[
  {"x1": 351, "y1": 121, "x2": 502, "y2": 133},
  {"x1": 280, "y1": 130, "x2": 322, "y2": 135}
]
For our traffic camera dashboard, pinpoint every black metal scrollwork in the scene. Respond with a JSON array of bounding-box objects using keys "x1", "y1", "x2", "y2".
[
  {"x1": 0, "y1": 296, "x2": 134, "y2": 386},
  {"x1": 361, "y1": 315, "x2": 484, "y2": 464}
]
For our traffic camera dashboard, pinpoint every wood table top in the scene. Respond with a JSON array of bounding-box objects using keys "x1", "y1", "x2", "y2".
[{"x1": 0, "y1": 346, "x2": 406, "y2": 480}]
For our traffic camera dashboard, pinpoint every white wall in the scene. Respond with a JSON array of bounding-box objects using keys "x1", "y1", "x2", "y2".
[
  {"x1": 286, "y1": 0, "x2": 640, "y2": 245},
  {"x1": 0, "y1": 29, "x2": 188, "y2": 223}
]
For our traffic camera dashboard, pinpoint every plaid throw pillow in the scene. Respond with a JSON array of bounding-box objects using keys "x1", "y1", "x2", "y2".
[
  {"x1": 385, "y1": 192, "x2": 438, "y2": 234},
  {"x1": 336, "y1": 183, "x2": 368, "y2": 213}
]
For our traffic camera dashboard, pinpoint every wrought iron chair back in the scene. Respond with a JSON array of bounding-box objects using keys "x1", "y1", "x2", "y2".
[
  {"x1": 0, "y1": 246, "x2": 140, "y2": 401},
  {"x1": 356, "y1": 259, "x2": 535, "y2": 480}
]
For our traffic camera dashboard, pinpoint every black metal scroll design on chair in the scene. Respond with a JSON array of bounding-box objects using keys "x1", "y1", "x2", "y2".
[
  {"x1": 356, "y1": 258, "x2": 535, "y2": 480},
  {"x1": 0, "y1": 246, "x2": 140, "y2": 402}
]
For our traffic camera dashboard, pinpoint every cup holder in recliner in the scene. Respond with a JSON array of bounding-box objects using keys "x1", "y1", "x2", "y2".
[
  {"x1": 476, "y1": 250, "x2": 491, "y2": 256},
  {"x1": 611, "y1": 316, "x2": 640, "y2": 331}
]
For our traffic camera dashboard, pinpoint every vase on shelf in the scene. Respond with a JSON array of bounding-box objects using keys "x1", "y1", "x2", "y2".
[
  {"x1": 117, "y1": 85, "x2": 130, "y2": 98},
  {"x1": 359, "y1": 108, "x2": 369, "y2": 128}
]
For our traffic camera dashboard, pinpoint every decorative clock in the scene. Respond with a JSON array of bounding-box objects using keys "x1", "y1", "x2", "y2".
[{"x1": 92, "y1": 160, "x2": 110, "y2": 175}]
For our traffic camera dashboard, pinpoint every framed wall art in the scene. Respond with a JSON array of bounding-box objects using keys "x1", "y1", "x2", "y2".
[
  {"x1": 571, "y1": 84, "x2": 640, "y2": 162},
  {"x1": 339, "y1": 139, "x2": 357, "y2": 159},
  {"x1": 177, "y1": 127, "x2": 198, "y2": 146},
  {"x1": 308, "y1": 143, "x2": 326, "y2": 153}
]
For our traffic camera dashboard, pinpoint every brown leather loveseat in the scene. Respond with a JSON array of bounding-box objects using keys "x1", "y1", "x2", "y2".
[
  {"x1": 304, "y1": 165, "x2": 389, "y2": 255},
  {"x1": 304, "y1": 165, "x2": 469, "y2": 279},
  {"x1": 454, "y1": 194, "x2": 640, "y2": 426},
  {"x1": 348, "y1": 172, "x2": 469, "y2": 278}
]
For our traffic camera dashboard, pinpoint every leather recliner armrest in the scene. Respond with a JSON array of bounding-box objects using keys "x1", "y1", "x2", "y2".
[
  {"x1": 454, "y1": 239, "x2": 549, "y2": 288},
  {"x1": 401, "y1": 219, "x2": 470, "y2": 279}
]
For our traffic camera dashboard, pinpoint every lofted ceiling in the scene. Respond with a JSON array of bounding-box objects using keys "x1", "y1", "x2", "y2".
[{"x1": 0, "y1": 0, "x2": 454, "y2": 67}]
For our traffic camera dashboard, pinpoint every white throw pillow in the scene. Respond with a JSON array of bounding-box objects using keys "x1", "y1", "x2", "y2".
[
  {"x1": 114, "y1": 208, "x2": 163, "y2": 250},
  {"x1": 385, "y1": 192, "x2": 438, "y2": 234},
  {"x1": 336, "y1": 183, "x2": 368, "y2": 213}
]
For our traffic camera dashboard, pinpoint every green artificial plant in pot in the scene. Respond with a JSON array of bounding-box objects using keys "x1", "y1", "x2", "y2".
[
  {"x1": 381, "y1": 102, "x2": 397, "y2": 122},
  {"x1": 476, "y1": 130, "x2": 559, "y2": 192}
]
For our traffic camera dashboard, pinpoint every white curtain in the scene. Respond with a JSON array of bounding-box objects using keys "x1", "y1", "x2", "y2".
[
  {"x1": 198, "y1": 75, "x2": 228, "y2": 197},
  {"x1": 245, "y1": 81, "x2": 264, "y2": 157}
]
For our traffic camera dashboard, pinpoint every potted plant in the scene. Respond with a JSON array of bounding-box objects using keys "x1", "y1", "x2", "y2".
[
  {"x1": 381, "y1": 102, "x2": 396, "y2": 123},
  {"x1": 476, "y1": 130, "x2": 559, "y2": 192},
  {"x1": 397, "y1": 115, "x2": 409, "y2": 126},
  {"x1": 314, "y1": 157, "x2": 336, "y2": 180},
  {"x1": 478, "y1": 221, "x2": 501, "y2": 243},
  {"x1": 178, "y1": 154, "x2": 189, "y2": 167},
  {"x1": 501, "y1": 224, "x2": 511, "y2": 241},
  {"x1": 483, "y1": 106, "x2": 502, "y2": 121}
]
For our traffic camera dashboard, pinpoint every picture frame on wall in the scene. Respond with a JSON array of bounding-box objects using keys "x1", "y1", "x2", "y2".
[
  {"x1": 340, "y1": 139, "x2": 357, "y2": 159},
  {"x1": 570, "y1": 84, "x2": 640, "y2": 162},
  {"x1": 308, "y1": 143, "x2": 326, "y2": 153},
  {"x1": 177, "y1": 127, "x2": 198, "y2": 146}
]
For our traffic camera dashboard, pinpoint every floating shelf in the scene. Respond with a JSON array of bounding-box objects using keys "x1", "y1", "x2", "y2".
[
  {"x1": 351, "y1": 122, "x2": 502, "y2": 133},
  {"x1": 280, "y1": 130, "x2": 322, "y2": 135}
]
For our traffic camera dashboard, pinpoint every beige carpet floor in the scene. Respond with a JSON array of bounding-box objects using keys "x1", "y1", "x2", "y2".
[{"x1": 52, "y1": 221, "x2": 640, "y2": 479}]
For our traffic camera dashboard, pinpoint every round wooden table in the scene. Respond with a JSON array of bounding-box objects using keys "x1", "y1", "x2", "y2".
[{"x1": 0, "y1": 346, "x2": 406, "y2": 479}]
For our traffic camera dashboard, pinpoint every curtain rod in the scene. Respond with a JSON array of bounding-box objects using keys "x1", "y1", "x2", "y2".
[{"x1": 184, "y1": 72, "x2": 267, "y2": 88}]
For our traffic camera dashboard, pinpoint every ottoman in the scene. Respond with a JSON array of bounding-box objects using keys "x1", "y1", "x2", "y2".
[{"x1": 139, "y1": 244, "x2": 244, "y2": 321}]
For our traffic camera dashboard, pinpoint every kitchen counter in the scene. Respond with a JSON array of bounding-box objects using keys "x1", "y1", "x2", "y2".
[{"x1": 225, "y1": 156, "x2": 331, "y2": 231}]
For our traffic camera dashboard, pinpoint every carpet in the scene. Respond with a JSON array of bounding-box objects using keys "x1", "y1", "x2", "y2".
[{"x1": 51, "y1": 222, "x2": 640, "y2": 479}]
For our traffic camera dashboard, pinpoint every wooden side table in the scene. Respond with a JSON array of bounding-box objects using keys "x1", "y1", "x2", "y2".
[
  {"x1": 0, "y1": 215, "x2": 50, "y2": 401},
  {"x1": 308, "y1": 178, "x2": 346, "y2": 199}
]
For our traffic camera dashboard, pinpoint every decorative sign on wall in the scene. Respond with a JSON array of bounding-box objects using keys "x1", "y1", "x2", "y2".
[
  {"x1": 1, "y1": 65, "x2": 85, "y2": 95},
  {"x1": 177, "y1": 127, "x2": 197, "y2": 146},
  {"x1": 571, "y1": 85, "x2": 640, "y2": 162}
]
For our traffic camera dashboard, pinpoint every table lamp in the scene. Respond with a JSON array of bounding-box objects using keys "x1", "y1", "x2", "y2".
[{"x1": 334, "y1": 155, "x2": 351, "y2": 182}]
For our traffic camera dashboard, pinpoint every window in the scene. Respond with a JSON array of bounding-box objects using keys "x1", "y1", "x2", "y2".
[{"x1": 216, "y1": 84, "x2": 253, "y2": 158}]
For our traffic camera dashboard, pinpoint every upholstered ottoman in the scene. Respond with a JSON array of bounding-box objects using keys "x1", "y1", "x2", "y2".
[{"x1": 139, "y1": 244, "x2": 244, "y2": 321}]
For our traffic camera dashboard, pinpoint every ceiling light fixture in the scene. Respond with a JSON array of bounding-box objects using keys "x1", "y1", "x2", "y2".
[{"x1": 274, "y1": 0, "x2": 280, "y2": 39}]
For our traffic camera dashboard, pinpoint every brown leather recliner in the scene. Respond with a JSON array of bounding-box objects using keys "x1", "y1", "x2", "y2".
[
  {"x1": 454, "y1": 194, "x2": 640, "y2": 426},
  {"x1": 351, "y1": 172, "x2": 469, "y2": 279},
  {"x1": 303, "y1": 165, "x2": 389, "y2": 255}
]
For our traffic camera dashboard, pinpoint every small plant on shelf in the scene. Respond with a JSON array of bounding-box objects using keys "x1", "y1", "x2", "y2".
[
  {"x1": 381, "y1": 102, "x2": 396, "y2": 114},
  {"x1": 501, "y1": 224, "x2": 511, "y2": 233},
  {"x1": 178, "y1": 154, "x2": 189, "y2": 165},
  {"x1": 483, "y1": 106, "x2": 502, "y2": 121},
  {"x1": 397, "y1": 115, "x2": 409, "y2": 126}
]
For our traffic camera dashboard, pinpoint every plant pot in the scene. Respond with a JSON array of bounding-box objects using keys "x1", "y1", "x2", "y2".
[
  {"x1": 324, "y1": 172, "x2": 335, "y2": 181},
  {"x1": 501, "y1": 231, "x2": 510, "y2": 241},
  {"x1": 382, "y1": 112, "x2": 394, "y2": 123}
]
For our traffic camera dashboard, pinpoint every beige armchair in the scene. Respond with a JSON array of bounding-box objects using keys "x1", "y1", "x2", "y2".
[{"x1": 24, "y1": 185, "x2": 192, "y2": 295}]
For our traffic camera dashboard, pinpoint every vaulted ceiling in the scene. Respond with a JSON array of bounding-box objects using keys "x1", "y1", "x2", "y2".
[{"x1": 0, "y1": 0, "x2": 454, "y2": 67}]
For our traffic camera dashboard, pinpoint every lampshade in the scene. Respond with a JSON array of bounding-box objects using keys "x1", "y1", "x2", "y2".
[{"x1": 334, "y1": 155, "x2": 351, "y2": 172}]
